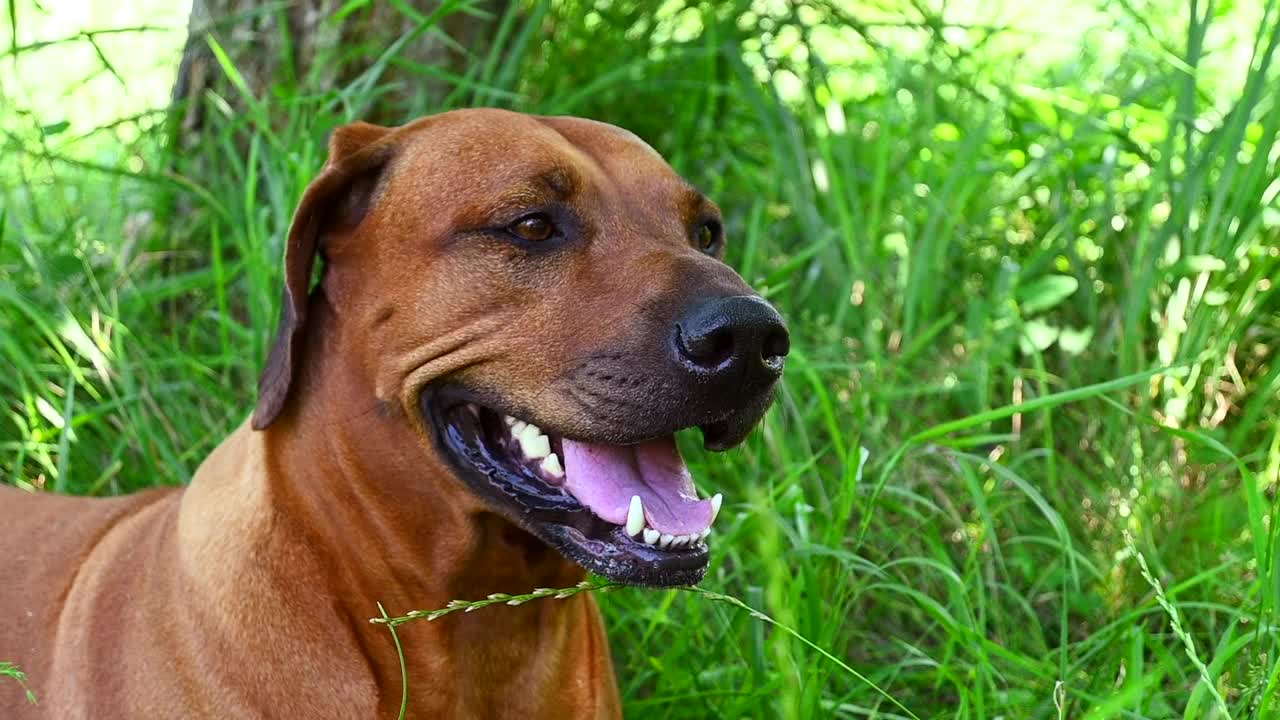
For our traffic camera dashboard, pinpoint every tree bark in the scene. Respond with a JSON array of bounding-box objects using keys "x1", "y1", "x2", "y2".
[
  {"x1": 172, "y1": 0, "x2": 509, "y2": 134},
  {"x1": 159, "y1": 1, "x2": 508, "y2": 330}
]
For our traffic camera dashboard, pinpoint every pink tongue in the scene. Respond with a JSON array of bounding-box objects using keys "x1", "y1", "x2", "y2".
[{"x1": 560, "y1": 436, "x2": 713, "y2": 535}]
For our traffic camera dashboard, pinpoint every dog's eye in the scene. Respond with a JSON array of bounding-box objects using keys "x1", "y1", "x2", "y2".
[
  {"x1": 695, "y1": 220, "x2": 721, "y2": 254},
  {"x1": 509, "y1": 214, "x2": 556, "y2": 242}
]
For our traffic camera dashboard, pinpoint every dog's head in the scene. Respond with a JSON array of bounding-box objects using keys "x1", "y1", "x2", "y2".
[{"x1": 254, "y1": 109, "x2": 788, "y2": 586}]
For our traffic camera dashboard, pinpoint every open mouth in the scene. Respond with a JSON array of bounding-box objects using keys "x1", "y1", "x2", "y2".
[{"x1": 425, "y1": 391, "x2": 724, "y2": 586}]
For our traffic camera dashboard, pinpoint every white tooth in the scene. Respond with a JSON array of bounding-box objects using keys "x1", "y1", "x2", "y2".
[
  {"x1": 700, "y1": 528, "x2": 711, "y2": 540},
  {"x1": 659, "y1": 533, "x2": 674, "y2": 549},
  {"x1": 540, "y1": 453, "x2": 564, "y2": 479},
  {"x1": 518, "y1": 425, "x2": 550, "y2": 459},
  {"x1": 709, "y1": 493, "x2": 723, "y2": 524},
  {"x1": 518, "y1": 423, "x2": 541, "y2": 443},
  {"x1": 503, "y1": 415, "x2": 517, "y2": 426},
  {"x1": 676, "y1": 534, "x2": 691, "y2": 547},
  {"x1": 643, "y1": 528, "x2": 660, "y2": 545},
  {"x1": 625, "y1": 495, "x2": 645, "y2": 537},
  {"x1": 526, "y1": 435, "x2": 551, "y2": 459},
  {"x1": 510, "y1": 420, "x2": 527, "y2": 435}
]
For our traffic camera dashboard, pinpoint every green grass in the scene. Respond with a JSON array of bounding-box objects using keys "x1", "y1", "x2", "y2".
[
  {"x1": 3, "y1": 0, "x2": 1280, "y2": 717},
  {"x1": 0, "y1": 662, "x2": 35, "y2": 705}
]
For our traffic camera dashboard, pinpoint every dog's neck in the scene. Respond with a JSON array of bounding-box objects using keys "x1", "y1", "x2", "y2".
[
  {"x1": 258, "y1": 294, "x2": 585, "y2": 601},
  {"x1": 182, "y1": 296, "x2": 608, "y2": 716}
]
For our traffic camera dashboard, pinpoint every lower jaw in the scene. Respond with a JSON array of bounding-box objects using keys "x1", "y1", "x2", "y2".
[
  {"x1": 543, "y1": 525, "x2": 710, "y2": 587},
  {"x1": 480, "y1": 505, "x2": 710, "y2": 588}
]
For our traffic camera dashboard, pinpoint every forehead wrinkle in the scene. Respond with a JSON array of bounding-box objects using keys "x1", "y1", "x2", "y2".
[
  {"x1": 534, "y1": 117, "x2": 654, "y2": 200},
  {"x1": 479, "y1": 164, "x2": 584, "y2": 220},
  {"x1": 551, "y1": 131, "x2": 699, "y2": 228},
  {"x1": 537, "y1": 166, "x2": 577, "y2": 199},
  {"x1": 491, "y1": 184, "x2": 552, "y2": 213}
]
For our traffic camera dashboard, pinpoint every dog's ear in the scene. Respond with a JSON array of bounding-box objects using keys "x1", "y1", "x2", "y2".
[{"x1": 252, "y1": 122, "x2": 395, "y2": 430}]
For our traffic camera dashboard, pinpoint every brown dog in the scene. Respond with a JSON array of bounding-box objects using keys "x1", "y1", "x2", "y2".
[{"x1": 0, "y1": 108, "x2": 787, "y2": 718}]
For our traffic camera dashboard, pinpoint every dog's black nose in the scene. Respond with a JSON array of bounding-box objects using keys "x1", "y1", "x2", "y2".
[{"x1": 675, "y1": 295, "x2": 789, "y2": 386}]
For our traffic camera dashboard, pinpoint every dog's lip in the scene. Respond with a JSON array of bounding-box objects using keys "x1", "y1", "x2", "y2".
[{"x1": 421, "y1": 387, "x2": 714, "y2": 586}]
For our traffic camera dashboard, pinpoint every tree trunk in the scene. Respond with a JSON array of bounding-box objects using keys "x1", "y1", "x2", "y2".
[
  {"x1": 172, "y1": 0, "x2": 508, "y2": 134},
  {"x1": 158, "y1": 1, "x2": 509, "y2": 342}
]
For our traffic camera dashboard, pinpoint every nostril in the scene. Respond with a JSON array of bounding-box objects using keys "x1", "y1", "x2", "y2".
[
  {"x1": 678, "y1": 323, "x2": 735, "y2": 368},
  {"x1": 676, "y1": 296, "x2": 788, "y2": 378},
  {"x1": 762, "y1": 327, "x2": 790, "y2": 363}
]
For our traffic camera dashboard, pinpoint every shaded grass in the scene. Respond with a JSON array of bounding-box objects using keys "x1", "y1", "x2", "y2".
[{"x1": 2, "y1": 0, "x2": 1279, "y2": 717}]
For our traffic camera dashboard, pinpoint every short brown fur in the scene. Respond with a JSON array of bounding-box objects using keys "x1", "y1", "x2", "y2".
[{"x1": 0, "y1": 108, "x2": 760, "y2": 719}]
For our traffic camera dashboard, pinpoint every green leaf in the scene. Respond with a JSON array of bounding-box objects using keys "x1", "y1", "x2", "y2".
[
  {"x1": 1057, "y1": 326, "x2": 1094, "y2": 355},
  {"x1": 1166, "y1": 254, "x2": 1227, "y2": 276},
  {"x1": 931, "y1": 122, "x2": 961, "y2": 142},
  {"x1": 1017, "y1": 275, "x2": 1079, "y2": 315},
  {"x1": 333, "y1": 0, "x2": 373, "y2": 22},
  {"x1": 1019, "y1": 319, "x2": 1059, "y2": 353}
]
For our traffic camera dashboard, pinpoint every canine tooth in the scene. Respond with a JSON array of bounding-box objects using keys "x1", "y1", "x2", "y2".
[
  {"x1": 709, "y1": 493, "x2": 723, "y2": 524},
  {"x1": 659, "y1": 533, "x2": 674, "y2": 549},
  {"x1": 503, "y1": 415, "x2": 517, "y2": 426},
  {"x1": 510, "y1": 420, "x2": 527, "y2": 435},
  {"x1": 642, "y1": 528, "x2": 660, "y2": 545},
  {"x1": 540, "y1": 453, "x2": 564, "y2": 478},
  {"x1": 625, "y1": 496, "x2": 645, "y2": 537}
]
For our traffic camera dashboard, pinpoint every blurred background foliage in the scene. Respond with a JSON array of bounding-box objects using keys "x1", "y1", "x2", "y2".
[{"x1": 2, "y1": 0, "x2": 1279, "y2": 717}]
